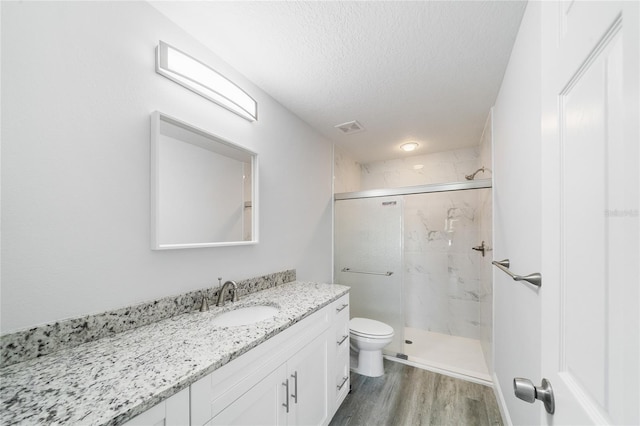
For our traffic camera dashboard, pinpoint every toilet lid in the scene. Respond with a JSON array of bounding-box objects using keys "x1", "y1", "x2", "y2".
[{"x1": 350, "y1": 317, "x2": 394, "y2": 338}]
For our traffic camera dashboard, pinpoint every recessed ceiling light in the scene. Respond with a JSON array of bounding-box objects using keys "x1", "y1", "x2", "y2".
[{"x1": 401, "y1": 142, "x2": 419, "y2": 152}]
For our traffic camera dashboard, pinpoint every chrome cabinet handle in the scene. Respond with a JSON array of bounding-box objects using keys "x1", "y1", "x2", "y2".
[
  {"x1": 492, "y1": 259, "x2": 542, "y2": 287},
  {"x1": 290, "y1": 371, "x2": 298, "y2": 404},
  {"x1": 337, "y1": 335, "x2": 349, "y2": 346},
  {"x1": 337, "y1": 376, "x2": 349, "y2": 390},
  {"x1": 336, "y1": 303, "x2": 349, "y2": 313},
  {"x1": 513, "y1": 377, "x2": 555, "y2": 414},
  {"x1": 282, "y1": 379, "x2": 290, "y2": 413}
]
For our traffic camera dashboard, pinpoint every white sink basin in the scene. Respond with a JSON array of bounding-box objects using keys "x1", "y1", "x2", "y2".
[{"x1": 211, "y1": 305, "x2": 279, "y2": 327}]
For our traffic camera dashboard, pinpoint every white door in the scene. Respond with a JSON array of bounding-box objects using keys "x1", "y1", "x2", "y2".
[{"x1": 541, "y1": 1, "x2": 639, "y2": 424}]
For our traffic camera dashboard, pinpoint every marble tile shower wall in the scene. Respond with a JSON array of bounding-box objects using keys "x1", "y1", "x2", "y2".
[
  {"x1": 360, "y1": 147, "x2": 481, "y2": 190},
  {"x1": 333, "y1": 144, "x2": 361, "y2": 193},
  {"x1": 404, "y1": 190, "x2": 490, "y2": 339}
]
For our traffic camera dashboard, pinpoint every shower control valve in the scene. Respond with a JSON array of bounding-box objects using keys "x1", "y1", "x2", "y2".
[{"x1": 472, "y1": 241, "x2": 488, "y2": 257}]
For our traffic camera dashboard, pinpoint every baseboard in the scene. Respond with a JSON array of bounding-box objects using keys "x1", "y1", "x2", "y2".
[
  {"x1": 492, "y1": 371, "x2": 513, "y2": 426},
  {"x1": 384, "y1": 355, "x2": 493, "y2": 387}
]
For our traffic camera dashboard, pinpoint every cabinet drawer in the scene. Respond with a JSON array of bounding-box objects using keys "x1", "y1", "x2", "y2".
[
  {"x1": 333, "y1": 294, "x2": 350, "y2": 352},
  {"x1": 335, "y1": 355, "x2": 350, "y2": 405},
  {"x1": 333, "y1": 294, "x2": 350, "y2": 318},
  {"x1": 335, "y1": 318, "x2": 350, "y2": 351}
]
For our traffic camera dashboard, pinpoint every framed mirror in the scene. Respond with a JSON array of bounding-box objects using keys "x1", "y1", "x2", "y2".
[{"x1": 150, "y1": 111, "x2": 258, "y2": 249}]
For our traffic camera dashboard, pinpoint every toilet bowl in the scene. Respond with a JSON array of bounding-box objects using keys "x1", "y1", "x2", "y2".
[{"x1": 349, "y1": 317, "x2": 394, "y2": 377}]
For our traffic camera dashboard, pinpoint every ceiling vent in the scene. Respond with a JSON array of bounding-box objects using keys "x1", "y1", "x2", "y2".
[{"x1": 334, "y1": 120, "x2": 365, "y2": 135}]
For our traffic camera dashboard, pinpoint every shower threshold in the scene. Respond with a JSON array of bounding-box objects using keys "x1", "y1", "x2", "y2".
[{"x1": 385, "y1": 328, "x2": 492, "y2": 386}]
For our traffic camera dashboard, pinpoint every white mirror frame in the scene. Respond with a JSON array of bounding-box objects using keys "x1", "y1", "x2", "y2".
[{"x1": 150, "y1": 111, "x2": 259, "y2": 249}]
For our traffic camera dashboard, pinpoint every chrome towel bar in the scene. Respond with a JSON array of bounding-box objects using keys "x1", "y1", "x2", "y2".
[
  {"x1": 492, "y1": 259, "x2": 542, "y2": 287},
  {"x1": 341, "y1": 267, "x2": 393, "y2": 276}
]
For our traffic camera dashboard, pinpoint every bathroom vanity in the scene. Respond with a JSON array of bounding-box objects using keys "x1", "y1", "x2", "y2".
[
  {"x1": 0, "y1": 281, "x2": 349, "y2": 426},
  {"x1": 126, "y1": 292, "x2": 350, "y2": 426}
]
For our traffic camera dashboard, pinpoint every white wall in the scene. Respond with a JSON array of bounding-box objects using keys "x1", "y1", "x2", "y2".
[
  {"x1": 492, "y1": 2, "x2": 541, "y2": 424},
  {"x1": 1, "y1": 2, "x2": 333, "y2": 333}
]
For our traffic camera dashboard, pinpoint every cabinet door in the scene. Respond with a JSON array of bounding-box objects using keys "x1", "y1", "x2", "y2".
[
  {"x1": 288, "y1": 331, "x2": 330, "y2": 426},
  {"x1": 123, "y1": 387, "x2": 189, "y2": 426},
  {"x1": 206, "y1": 364, "x2": 287, "y2": 426}
]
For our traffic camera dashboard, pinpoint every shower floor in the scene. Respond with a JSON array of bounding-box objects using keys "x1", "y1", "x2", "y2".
[{"x1": 387, "y1": 327, "x2": 491, "y2": 385}]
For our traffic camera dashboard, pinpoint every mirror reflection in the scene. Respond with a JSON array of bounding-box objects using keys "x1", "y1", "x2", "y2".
[{"x1": 151, "y1": 111, "x2": 258, "y2": 249}]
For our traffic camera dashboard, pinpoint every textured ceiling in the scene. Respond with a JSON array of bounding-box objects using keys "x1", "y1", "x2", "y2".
[{"x1": 151, "y1": 1, "x2": 527, "y2": 164}]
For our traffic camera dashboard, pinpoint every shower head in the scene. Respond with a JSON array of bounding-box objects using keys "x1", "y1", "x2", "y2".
[{"x1": 465, "y1": 167, "x2": 487, "y2": 180}]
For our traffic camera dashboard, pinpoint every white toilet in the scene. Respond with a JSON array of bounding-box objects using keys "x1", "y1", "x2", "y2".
[{"x1": 349, "y1": 317, "x2": 394, "y2": 377}]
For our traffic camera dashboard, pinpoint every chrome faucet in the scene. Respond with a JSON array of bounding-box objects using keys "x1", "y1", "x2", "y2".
[{"x1": 216, "y1": 280, "x2": 239, "y2": 307}]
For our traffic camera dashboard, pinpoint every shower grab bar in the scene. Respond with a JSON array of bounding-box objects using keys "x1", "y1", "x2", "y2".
[
  {"x1": 492, "y1": 259, "x2": 542, "y2": 287},
  {"x1": 341, "y1": 267, "x2": 393, "y2": 276}
]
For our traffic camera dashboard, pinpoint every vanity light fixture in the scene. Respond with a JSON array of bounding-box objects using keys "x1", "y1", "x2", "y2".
[
  {"x1": 401, "y1": 142, "x2": 419, "y2": 152},
  {"x1": 156, "y1": 41, "x2": 257, "y2": 122}
]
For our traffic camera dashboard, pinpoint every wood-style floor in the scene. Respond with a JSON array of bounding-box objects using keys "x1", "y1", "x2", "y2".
[{"x1": 330, "y1": 360, "x2": 503, "y2": 426}]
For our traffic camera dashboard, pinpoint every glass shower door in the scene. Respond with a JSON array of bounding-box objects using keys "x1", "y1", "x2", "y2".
[{"x1": 334, "y1": 196, "x2": 404, "y2": 355}]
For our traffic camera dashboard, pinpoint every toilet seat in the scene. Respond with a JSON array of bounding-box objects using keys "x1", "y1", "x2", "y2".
[{"x1": 350, "y1": 317, "x2": 394, "y2": 339}]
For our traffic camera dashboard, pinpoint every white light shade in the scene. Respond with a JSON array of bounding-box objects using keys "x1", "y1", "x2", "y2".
[
  {"x1": 401, "y1": 142, "x2": 419, "y2": 152},
  {"x1": 156, "y1": 41, "x2": 257, "y2": 121}
]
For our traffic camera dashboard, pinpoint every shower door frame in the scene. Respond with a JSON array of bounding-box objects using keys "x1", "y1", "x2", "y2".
[
  {"x1": 334, "y1": 179, "x2": 492, "y2": 201},
  {"x1": 333, "y1": 178, "x2": 493, "y2": 360}
]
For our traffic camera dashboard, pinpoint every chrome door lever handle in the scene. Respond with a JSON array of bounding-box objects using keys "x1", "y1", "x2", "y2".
[{"x1": 513, "y1": 377, "x2": 555, "y2": 414}]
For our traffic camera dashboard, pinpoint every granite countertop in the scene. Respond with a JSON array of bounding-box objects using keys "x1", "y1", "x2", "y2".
[{"x1": 0, "y1": 281, "x2": 349, "y2": 426}]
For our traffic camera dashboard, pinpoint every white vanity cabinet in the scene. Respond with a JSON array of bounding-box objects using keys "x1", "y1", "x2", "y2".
[
  {"x1": 123, "y1": 292, "x2": 349, "y2": 426},
  {"x1": 123, "y1": 387, "x2": 189, "y2": 426},
  {"x1": 205, "y1": 331, "x2": 329, "y2": 426},
  {"x1": 191, "y1": 299, "x2": 347, "y2": 426}
]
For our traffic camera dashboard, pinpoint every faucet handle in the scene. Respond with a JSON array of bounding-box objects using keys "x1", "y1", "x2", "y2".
[
  {"x1": 228, "y1": 280, "x2": 239, "y2": 303},
  {"x1": 199, "y1": 291, "x2": 209, "y2": 312}
]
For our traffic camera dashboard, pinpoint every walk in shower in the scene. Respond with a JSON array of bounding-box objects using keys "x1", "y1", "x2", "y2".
[{"x1": 334, "y1": 180, "x2": 493, "y2": 384}]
